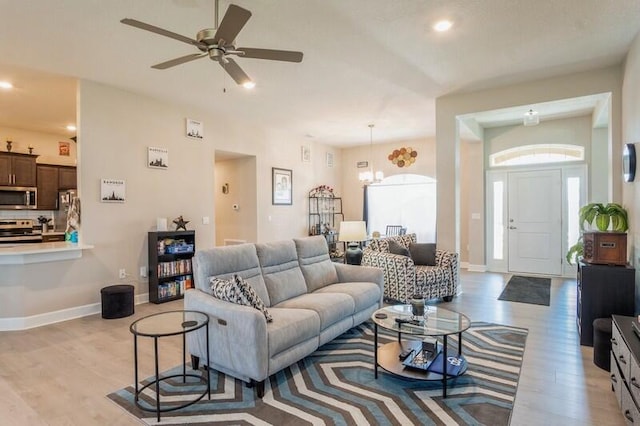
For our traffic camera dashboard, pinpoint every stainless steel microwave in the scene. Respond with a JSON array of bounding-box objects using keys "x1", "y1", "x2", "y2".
[{"x1": 0, "y1": 186, "x2": 37, "y2": 209}]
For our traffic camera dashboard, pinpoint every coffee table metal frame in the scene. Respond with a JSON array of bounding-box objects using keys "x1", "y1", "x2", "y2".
[
  {"x1": 130, "y1": 310, "x2": 210, "y2": 422},
  {"x1": 372, "y1": 304, "x2": 471, "y2": 398}
]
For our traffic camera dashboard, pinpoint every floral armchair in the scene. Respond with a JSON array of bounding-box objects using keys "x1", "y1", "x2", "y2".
[{"x1": 361, "y1": 234, "x2": 459, "y2": 303}]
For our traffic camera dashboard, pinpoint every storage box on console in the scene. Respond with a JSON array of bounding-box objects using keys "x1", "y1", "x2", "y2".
[{"x1": 582, "y1": 232, "x2": 627, "y2": 266}]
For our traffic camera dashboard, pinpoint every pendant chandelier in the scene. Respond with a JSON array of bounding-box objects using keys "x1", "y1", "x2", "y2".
[{"x1": 358, "y1": 124, "x2": 384, "y2": 184}]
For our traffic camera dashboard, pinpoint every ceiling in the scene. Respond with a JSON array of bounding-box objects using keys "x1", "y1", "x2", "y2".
[{"x1": 0, "y1": 0, "x2": 639, "y2": 146}]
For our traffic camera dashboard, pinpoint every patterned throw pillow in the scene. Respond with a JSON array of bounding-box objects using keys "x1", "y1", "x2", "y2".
[
  {"x1": 209, "y1": 274, "x2": 273, "y2": 322},
  {"x1": 388, "y1": 240, "x2": 410, "y2": 257}
]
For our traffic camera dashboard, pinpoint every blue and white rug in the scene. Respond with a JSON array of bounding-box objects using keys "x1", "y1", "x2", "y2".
[{"x1": 108, "y1": 321, "x2": 527, "y2": 425}]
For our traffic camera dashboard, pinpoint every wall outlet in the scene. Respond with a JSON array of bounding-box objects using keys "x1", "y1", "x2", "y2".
[
  {"x1": 139, "y1": 266, "x2": 147, "y2": 278},
  {"x1": 202, "y1": 216, "x2": 210, "y2": 225},
  {"x1": 119, "y1": 268, "x2": 126, "y2": 279}
]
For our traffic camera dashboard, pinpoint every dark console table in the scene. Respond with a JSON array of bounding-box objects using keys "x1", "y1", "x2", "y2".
[{"x1": 577, "y1": 261, "x2": 635, "y2": 346}]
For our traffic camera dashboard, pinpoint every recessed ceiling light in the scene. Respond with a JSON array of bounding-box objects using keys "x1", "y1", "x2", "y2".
[
  {"x1": 242, "y1": 81, "x2": 256, "y2": 89},
  {"x1": 434, "y1": 20, "x2": 453, "y2": 32},
  {"x1": 0, "y1": 81, "x2": 13, "y2": 90},
  {"x1": 66, "y1": 125, "x2": 77, "y2": 131}
]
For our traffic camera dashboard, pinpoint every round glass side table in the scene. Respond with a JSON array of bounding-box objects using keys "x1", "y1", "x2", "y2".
[{"x1": 130, "y1": 310, "x2": 210, "y2": 422}]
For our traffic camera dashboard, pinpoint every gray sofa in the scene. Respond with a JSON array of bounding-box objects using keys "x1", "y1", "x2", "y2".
[{"x1": 184, "y1": 235, "x2": 383, "y2": 397}]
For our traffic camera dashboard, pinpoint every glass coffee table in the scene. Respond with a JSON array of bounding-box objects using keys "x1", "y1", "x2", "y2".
[{"x1": 371, "y1": 304, "x2": 471, "y2": 398}]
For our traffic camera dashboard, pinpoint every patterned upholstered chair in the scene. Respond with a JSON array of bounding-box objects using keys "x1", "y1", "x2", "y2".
[{"x1": 361, "y1": 234, "x2": 459, "y2": 303}]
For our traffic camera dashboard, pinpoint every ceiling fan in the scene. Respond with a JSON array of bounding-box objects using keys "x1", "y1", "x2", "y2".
[{"x1": 121, "y1": 2, "x2": 303, "y2": 88}]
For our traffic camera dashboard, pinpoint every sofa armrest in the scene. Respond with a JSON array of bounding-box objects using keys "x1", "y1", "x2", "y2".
[
  {"x1": 435, "y1": 249, "x2": 460, "y2": 289},
  {"x1": 362, "y1": 249, "x2": 417, "y2": 301},
  {"x1": 184, "y1": 289, "x2": 269, "y2": 382}
]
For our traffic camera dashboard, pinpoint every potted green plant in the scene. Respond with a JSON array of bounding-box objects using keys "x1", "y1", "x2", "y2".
[{"x1": 566, "y1": 203, "x2": 629, "y2": 265}]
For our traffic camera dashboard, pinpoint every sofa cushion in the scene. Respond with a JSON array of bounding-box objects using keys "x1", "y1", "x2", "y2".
[
  {"x1": 210, "y1": 274, "x2": 273, "y2": 322},
  {"x1": 314, "y1": 282, "x2": 381, "y2": 312},
  {"x1": 274, "y1": 293, "x2": 355, "y2": 330},
  {"x1": 294, "y1": 236, "x2": 339, "y2": 292},
  {"x1": 194, "y1": 244, "x2": 270, "y2": 306},
  {"x1": 267, "y1": 308, "x2": 320, "y2": 356},
  {"x1": 388, "y1": 240, "x2": 410, "y2": 257},
  {"x1": 409, "y1": 243, "x2": 437, "y2": 266},
  {"x1": 256, "y1": 240, "x2": 307, "y2": 305}
]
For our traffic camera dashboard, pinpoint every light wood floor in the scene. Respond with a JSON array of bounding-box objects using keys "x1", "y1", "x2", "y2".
[{"x1": 0, "y1": 270, "x2": 624, "y2": 425}]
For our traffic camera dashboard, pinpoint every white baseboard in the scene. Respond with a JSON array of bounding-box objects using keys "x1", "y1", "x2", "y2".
[
  {"x1": 467, "y1": 264, "x2": 488, "y2": 272},
  {"x1": 0, "y1": 293, "x2": 149, "y2": 331}
]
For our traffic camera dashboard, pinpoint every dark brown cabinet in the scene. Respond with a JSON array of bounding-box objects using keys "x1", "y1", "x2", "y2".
[
  {"x1": 577, "y1": 261, "x2": 635, "y2": 346},
  {"x1": 148, "y1": 231, "x2": 195, "y2": 304},
  {"x1": 58, "y1": 166, "x2": 77, "y2": 190},
  {"x1": 0, "y1": 153, "x2": 37, "y2": 187},
  {"x1": 36, "y1": 165, "x2": 59, "y2": 210}
]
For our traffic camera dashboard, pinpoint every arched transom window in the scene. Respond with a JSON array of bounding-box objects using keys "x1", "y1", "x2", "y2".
[{"x1": 490, "y1": 144, "x2": 585, "y2": 167}]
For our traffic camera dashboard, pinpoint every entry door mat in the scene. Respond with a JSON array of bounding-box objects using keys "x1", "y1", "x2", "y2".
[
  {"x1": 498, "y1": 275, "x2": 551, "y2": 306},
  {"x1": 108, "y1": 321, "x2": 528, "y2": 425}
]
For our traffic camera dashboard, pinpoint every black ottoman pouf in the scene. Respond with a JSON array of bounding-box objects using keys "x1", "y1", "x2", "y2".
[
  {"x1": 101, "y1": 285, "x2": 135, "y2": 319},
  {"x1": 593, "y1": 317, "x2": 613, "y2": 371}
]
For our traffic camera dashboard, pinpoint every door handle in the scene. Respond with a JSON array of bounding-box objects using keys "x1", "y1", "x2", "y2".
[{"x1": 509, "y1": 226, "x2": 517, "y2": 230}]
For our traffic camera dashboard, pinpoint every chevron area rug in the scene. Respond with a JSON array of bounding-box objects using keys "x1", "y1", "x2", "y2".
[{"x1": 108, "y1": 321, "x2": 528, "y2": 425}]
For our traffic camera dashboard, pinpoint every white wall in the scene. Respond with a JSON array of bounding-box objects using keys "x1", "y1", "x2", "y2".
[
  {"x1": 340, "y1": 137, "x2": 436, "y2": 222},
  {"x1": 436, "y1": 66, "x2": 623, "y2": 252},
  {"x1": 0, "y1": 125, "x2": 76, "y2": 166},
  {"x1": 0, "y1": 79, "x2": 342, "y2": 322},
  {"x1": 622, "y1": 30, "x2": 640, "y2": 312}
]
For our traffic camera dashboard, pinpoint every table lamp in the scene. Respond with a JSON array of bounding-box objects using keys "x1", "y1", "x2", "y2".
[{"x1": 338, "y1": 221, "x2": 367, "y2": 265}]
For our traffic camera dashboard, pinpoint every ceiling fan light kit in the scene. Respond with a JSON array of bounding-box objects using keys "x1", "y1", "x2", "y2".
[{"x1": 121, "y1": 3, "x2": 303, "y2": 88}]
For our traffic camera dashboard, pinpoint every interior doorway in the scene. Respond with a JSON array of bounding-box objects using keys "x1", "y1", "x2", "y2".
[{"x1": 214, "y1": 151, "x2": 258, "y2": 246}]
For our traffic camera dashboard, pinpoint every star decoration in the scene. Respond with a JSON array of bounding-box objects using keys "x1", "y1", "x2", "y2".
[{"x1": 173, "y1": 215, "x2": 189, "y2": 231}]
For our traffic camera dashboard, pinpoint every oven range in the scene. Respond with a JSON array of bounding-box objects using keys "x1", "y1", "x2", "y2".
[{"x1": 0, "y1": 219, "x2": 43, "y2": 244}]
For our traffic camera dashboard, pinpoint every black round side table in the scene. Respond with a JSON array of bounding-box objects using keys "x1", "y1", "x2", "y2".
[{"x1": 129, "y1": 310, "x2": 210, "y2": 422}]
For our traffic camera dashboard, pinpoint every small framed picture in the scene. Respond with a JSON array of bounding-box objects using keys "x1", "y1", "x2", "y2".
[
  {"x1": 326, "y1": 152, "x2": 334, "y2": 168},
  {"x1": 59, "y1": 141, "x2": 70, "y2": 156},
  {"x1": 272, "y1": 167, "x2": 292, "y2": 205},
  {"x1": 101, "y1": 179, "x2": 126, "y2": 203},
  {"x1": 148, "y1": 147, "x2": 168, "y2": 169},
  {"x1": 301, "y1": 145, "x2": 311, "y2": 163},
  {"x1": 186, "y1": 118, "x2": 203, "y2": 140}
]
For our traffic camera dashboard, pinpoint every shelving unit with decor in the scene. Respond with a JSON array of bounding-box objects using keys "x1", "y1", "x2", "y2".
[
  {"x1": 148, "y1": 230, "x2": 195, "y2": 304},
  {"x1": 308, "y1": 185, "x2": 344, "y2": 260}
]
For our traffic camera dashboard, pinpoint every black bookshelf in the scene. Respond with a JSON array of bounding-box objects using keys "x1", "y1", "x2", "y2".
[{"x1": 148, "y1": 230, "x2": 195, "y2": 304}]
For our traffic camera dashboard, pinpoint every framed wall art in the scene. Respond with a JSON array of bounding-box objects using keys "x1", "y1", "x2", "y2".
[
  {"x1": 148, "y1": 146, "x2": 168, "y2": 169},
  {"x1": 272, "y1": 167, "x2": 292, "y2": 205},
  {"x1": 301, "y1": 145, "x2": 311, "y2": 162},
  {"x1": 186, "y1": 118, "x2": 203, "y2": 140},
  {"x1": 101, "y1": 179, "x2": 126, "y2": 203},
  {"x1": 59, "y1": 141, "x2": 70, "y2": 156}
]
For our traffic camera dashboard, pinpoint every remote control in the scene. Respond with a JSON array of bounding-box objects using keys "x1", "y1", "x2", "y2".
[
  {"x1": 395, "y1": 318, "x2": 421, "y2": 326},
  {"x1": 398, "y1": 348, "x2": 413, "y2": 361}
]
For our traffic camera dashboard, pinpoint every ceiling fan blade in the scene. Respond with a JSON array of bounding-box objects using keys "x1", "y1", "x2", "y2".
[
  {"x1": 121, "y1": 18, "x2": 206, "y2": 50},
  {"x1": 214, "y1": 4, "x2": 252, "y2": 44},
  {"x1": 152, "y1": 53, "x2": 207, "y2": 69},
  {"x1": 220, "y1": 58, "x2": 252, "y2": 85},
  {"x1": 237, "y1": 47, "x2": 303, "y2": 63}
]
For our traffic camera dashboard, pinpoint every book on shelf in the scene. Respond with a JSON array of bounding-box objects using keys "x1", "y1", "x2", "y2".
[{"x1": 157, "y1": 259, "x2": 192, "y2": 278}]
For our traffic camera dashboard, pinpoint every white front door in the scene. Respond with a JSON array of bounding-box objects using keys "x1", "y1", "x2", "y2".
[{"x1": 508, "y1": 169, "x2": 562, "y2": 275}]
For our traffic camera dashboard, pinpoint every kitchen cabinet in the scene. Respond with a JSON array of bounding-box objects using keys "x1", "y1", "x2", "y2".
[
  {"x1": 0, "y1": 153, "x2": 37, "y2": 187},
  {"x1": 58, "y1": 166, "x2": 76, "y2": 190},
  {"x1": 36, "y1": 165, "x2": 59, "y2": 210}
]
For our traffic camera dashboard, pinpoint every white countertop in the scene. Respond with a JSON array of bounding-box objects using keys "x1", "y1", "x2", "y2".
[{"x1": 0, "y1": 241, "x2": 94, "y2": 264}]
